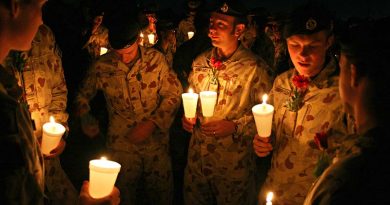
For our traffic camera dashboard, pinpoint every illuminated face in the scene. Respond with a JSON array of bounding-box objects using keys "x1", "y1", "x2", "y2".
[
  {"x1": 208, "y1": 12, "x2": 241, "y2": 49},
  {"x1": 93, "y1": 15, "x2": 103, "y2": 27},
  {"x1": 115, "y1": 41, "x2": 138, "y2": 63},
  {"x1": 338, "y1": 53, "x2": 354, "y2": 115},
  {"x1": 13, "y1": 0, "x2": 47, "y2": 50},
  {"x1": 286, "y1": 30, "x2": 332, "y2": 77}
]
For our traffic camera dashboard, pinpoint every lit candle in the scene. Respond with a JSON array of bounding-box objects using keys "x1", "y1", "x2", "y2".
[
  {"x1": 266, "y1": 192, "x2": 274, "y2": 205},
  {"x1": 182, "y1": 88, "x2": 199, "y2": 118},
  {"x1": 252, "y1": 94, "x2": 274, "y2": 137},
  {"x1": 139, "y1": 32, "x2": 144, "y2": 46},
  {"x1": 187, "y1": 31, "x2": 194, "y2": 40},
  {"x1": 99, "y1": 47, "x2": 108, "y2": 56},
  {"x1": 147, "y1": 33, "x2": 155, "y2": 44},
  {"x1": 89, "y1": 157, "x2": 121, "y2": 199},
  {"x1": 200, "y1": 91, "x2": 217, "y2": 117},
  {"x1": 41, "y1": 116, "x2": 66, "y2": 155}
]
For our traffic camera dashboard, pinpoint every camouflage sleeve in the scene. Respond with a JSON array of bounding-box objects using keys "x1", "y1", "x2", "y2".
[
  {"x1": 149, "y1": 59, "x2": 183, "y2": 131},
  {"x1": 75, "y1": 63, "x2": 99, "y2": 114},
  {"x1": 233, "y1": 63, "x2": 272, "y2": 138},
  {"x1": 48, "y1": 46, "x2": 68, "y2": 124}
]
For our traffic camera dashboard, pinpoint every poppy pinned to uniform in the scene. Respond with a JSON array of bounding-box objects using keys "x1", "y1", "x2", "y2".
[{"x1": 285, "y1": 74, "x2": 309, "y2": 112}]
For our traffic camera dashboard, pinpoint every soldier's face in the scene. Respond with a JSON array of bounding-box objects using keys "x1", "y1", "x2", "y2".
[
  {"x1": 208, "y1": 12, "x2": 241, "y2": 49},
  {"x1": 10, "y1": 0, "x2": 47, "y2": 51},
  {"x1": 286, "y1": 30, "x2": 333, "y2": 77},
  {"x1": 338, "y1": 53, "x2": 354, "y2": 115}
]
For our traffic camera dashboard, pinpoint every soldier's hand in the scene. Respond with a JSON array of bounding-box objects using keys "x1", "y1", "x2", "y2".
[
  {"x1": 201, "y1": 120, "x2": 236, "y2": 138},
  {"x1": 79, "y1": 180, "x2": 120, "y2": 205},
  {"x1": 182, "y1": 116, "x2": 196, "y2": 132},
  {"x1": 127, "y1": 121, "x2": 156, "y2": 144},
  {"x1": 44, "y1": 139, "x2": 66, "y2": 159},
  {"x1": 253, "y1": 134, "x2": 273, "y2": 157}
]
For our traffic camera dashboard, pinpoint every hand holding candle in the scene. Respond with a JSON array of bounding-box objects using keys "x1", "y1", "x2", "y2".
[
  {"x1": 252, "y1": 94, "x2": 274, "y2": 137},
  {"x1": 200, "y1": 91, "x2": 217, "y2": 117},
  {"x1": 182, "y1": 88, "x2": 199, "y2": 118},
  {"x1": 41, "y1": 116, "x2": 66, "y2": 155},
  {"x1": 89, "y1": 157, "x2": 121, "y2": 199}
]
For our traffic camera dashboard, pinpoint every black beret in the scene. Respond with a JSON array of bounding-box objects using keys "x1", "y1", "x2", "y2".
[
  {"x1": 214, "y1": 0, "x2": 247, "y2": 18},
  {"x1": 108, "y1": 18, "x2": 140, "y2": 50},
  {"x1": 283, "y1": 3, "x2": 333, "y2": 38}
]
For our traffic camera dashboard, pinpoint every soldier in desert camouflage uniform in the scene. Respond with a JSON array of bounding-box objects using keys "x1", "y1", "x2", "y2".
[
  {"x1": 253, "y1": 3, "x2": 355, "y2": 205},
  {"x1": 2, "y1": 24, "x2": 78, "y2": 205},
  {"x1": 76, "y1": 16, "x2": 182, "y2": 205},
  {"x1": 182, "y1": 1, "x2": 271, "y2": 204},
  {"x1": 81, "y1": 10, "x2": 109, "y2": 60}
]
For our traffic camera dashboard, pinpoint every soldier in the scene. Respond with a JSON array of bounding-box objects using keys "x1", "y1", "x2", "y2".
[
  {"x1": 75, "y1": 15, "x2": 182, "y2": 205},
  {"x1": 2, "y1": 24, "x2": 78, "y2": 205},
  {"x1": 303, "y1": 19, "x2": 390, "y2": 205},
  {"x1": 182, "y1": 1, "x2": 271, "y2": 204},
  {"x1": 81, "y1": 9, "x2": 110, "y2": 61},
  {"x1": 253, "y1": 3, "x2": 354, "y2": 205},
  {"x1": 176, "y1": 0, "x2": 202, "y2": 47},
  {"x1": 0, "y1": 0, "x2": 119, "y2": 204}
]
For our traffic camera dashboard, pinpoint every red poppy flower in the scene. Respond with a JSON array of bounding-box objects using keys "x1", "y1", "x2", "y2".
[
  {"x1": 292, "y1": 74, "x2": 309, "y2": 90},
  {"x1": 210, "y1": 57, "x2": 223, "y2": 70},
  {"x1": 314, "y1": 131, "x2": 328, "y2": 150}
]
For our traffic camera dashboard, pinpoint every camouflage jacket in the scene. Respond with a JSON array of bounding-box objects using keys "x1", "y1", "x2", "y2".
[
  {"x1": 2, "y1": 24, "x2": 68, "y2": 138},
  {"x1": 188, "y1": 45, "x2": 272, "y2": 163},
  {"x1": 82, "y1": 25, "x2": 109, "y2": 60},
  {"x1": 260, "y1": 58, "x2": 353, "y2": 205},
  {"x1": 76, "y1": 47, "x2": 182, "y2": 151}
]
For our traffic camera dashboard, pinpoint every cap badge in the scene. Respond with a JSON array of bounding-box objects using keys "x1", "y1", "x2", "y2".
[
  {"x1": 221, "y1": 3, "x2": 229, "y2": 13},
  {"x1": 306, "y1": 18, "x2": 317, "y2": 30}
]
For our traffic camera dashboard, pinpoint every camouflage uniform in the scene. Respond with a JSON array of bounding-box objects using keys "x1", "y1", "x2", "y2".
[
  {"x1": 82, "y1": 25, "x2": 109, "y2": 60},
  {"x1": 0, "y1": 66, "x2": 45, "y2": 205},
  {"x1": 2, "y1": 24, "x2": 78, "y2": 205},
  {"x1": 177, "y1": 16, "x2": 196, "y2": 47},
  {"x1": 76, "y1": 47, "x2": 182, "y2": 205},
  {"x1": 184, "y1": 45, "x2": 271, "y2": 205},
  {"x1": 259, "y1": 58, "x2": 352, "y2": 205}
]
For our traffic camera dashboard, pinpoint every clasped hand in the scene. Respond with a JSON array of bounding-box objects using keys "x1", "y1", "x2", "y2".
[{"x1": 182, "y1": 115, "x2": 236, "y2": 138}]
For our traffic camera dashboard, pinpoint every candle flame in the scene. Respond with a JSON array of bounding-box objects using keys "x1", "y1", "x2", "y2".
[
  {"x1": 266, "y1": 192, "x2": 273, "y2": 202},
  {"x1": 262, "y1": 94, "x2": 268, "y2": 104},
  {"x1": 101, "y1": 156, "x2": 107, "y2": 160},
  {"x1": 140, "y1": 32, "x2": 144, "y2": 37},
  {"x1": 49, "y1": 116, "x2": 55, "y2": 123},
  {"x1": 188, "y1": 88, "x2": 194, "y2": 93}
]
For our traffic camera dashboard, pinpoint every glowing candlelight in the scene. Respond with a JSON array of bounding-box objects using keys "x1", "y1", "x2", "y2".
[
  {"x1": 148, "y1": 33, "x2": 155, "y2": 44},
  {"x1": 41, "y1": 116, "x2": 66, "y2": 155},
  {"x1": 266, "y1": 192, "x2": 274, "y2": 205},
  {"x1": 182, "y1": 88, "x2": 199, "y2": 118},
  {"x1": 89, "y1": 157, "x2": 121, "y2": 199},
  {"x1": 187, "y1": 31, "x2": 194, "y2": 40},
  {"x1": 99, "y1": 47, "x2": 108, "y2": 56},
  {"x1": 200, "y1": 91, "x2": 217, "y2": 117},
  {"x1": 252, "y1": 94, "x2": 274, "y2": 137}
]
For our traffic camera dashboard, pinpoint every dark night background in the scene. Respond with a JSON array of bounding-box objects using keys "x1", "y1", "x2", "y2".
[{"x1": 58, "y1": 0, "x2": 390, "y2": 19}]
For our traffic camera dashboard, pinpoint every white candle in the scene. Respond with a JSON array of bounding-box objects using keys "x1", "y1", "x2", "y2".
[
  {"x1": 147, "y1": 33, "x2": 155, "y2": 44},
  {"x1": 252, "y1": 94, "x2": 274, "y2": 137},
  {"x1": 266, "y1": 192, "x2": 274, "y2": 205},
  {"x1": 182, "y1": 88, "x2": 199, "y2": 118},
  {"x1": 99, "y1": 47, "x2": 108, "y2": 56},
  {"x1": 89, "y1": 157, "x2": 121, "y2": 199},
  {"x1": 41, "y1": 116, "x2": 66, "y2": 155},
  {"x1": 187, "y1": 31, "x2": 194, "y2": 40},
  {"x1": 200, "y1": 91, "x2": 217, "y2": 117},
  {"x1": 139, "y1": 32, "x2": 145, "y2": 46}
]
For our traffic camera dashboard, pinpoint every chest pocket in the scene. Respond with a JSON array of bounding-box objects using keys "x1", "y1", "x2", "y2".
[
  {"x1": 131, "y1": 69, "x2": 160, "y2": 115},
  {"x1": 98, "y1": 71, "x2": 133, "y2": 113}
]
